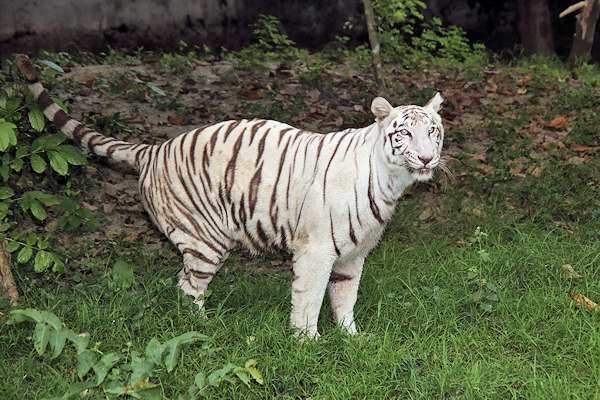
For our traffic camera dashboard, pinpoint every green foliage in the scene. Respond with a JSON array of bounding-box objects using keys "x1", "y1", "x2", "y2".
[
  {"x1": 411, "y1": 18, "x2": 486, "y2": 63},
  {"x1": 85, "y1": 111, "x2": 134, "y2": 136},
  {"x1": 226, "y1": 14, "x2": 309, "y2": 67},
  {"x1": 0, "y1": 59, "x2": 96, "y2": 273},
  {"x1": 184, "y1": 359, "x2": 264, "y2": 399},
  {"x1": 373, "y1": 0, "x2": 426, "y2": 36},
  {"x1": 465, "y1": 227, "x2": 500, "y2": 312},
  {"x1": 112, "y1": 260, "x2": 135, "y2": 289},
  {"x1": 7, "y1": 307, "x2": 263, "y2": 399},
  {"x1": 373, "y1": 0, "x2": 486, "y2": 64},
  {"x1": 57, "y1": 197, "x2": 101, "y2": 231}
]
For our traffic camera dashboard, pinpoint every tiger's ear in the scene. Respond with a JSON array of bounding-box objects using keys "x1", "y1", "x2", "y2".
[
  {"x1": 424, "y1": 92, "x2": 444, "y2": 113},
  {"x1": 371, "y1": 97, "x2": 393, "y2": 124}
]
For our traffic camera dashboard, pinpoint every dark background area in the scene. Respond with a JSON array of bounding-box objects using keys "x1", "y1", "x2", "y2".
[{"x1": 0, "y1": 0, "x2": 596, "y2": 61}]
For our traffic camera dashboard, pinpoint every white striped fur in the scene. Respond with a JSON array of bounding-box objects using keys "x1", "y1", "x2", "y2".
[{"x1": 17, "y1": 55, "x2": 444, "y2": 338}]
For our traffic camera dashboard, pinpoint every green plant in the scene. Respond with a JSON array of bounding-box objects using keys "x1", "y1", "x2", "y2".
[
  {"x1": 226, "y1": 14, "x2": 309, "y2": 67},
  {"x1": 183, "y1": 359, "x2": 264, "y2": 399},
  {"x1": 7, "y1": 307, "x2": 217, "y2": 398},
  {"x1": 411, "y1": 18, "x2": 486, "y2": 63},
  {"x1": 465, "y1": 227, "x2": 499, "y2": 312},
  {"x1": 85, "y1": 111, "x2": 135, "y2": 136},
  {"x1": 0, "y1": 61, "x2": 92, "y2": 272},
  {"x1": 57, "y1": 197, "x2": 101, "y2": 231},
  {"x1": 372, "y1": 0, "x2": 486, "y2": 64}
]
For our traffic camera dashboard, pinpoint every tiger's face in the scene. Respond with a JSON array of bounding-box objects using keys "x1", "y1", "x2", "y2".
[{"x1": 371, "y1": 93, "x2": 444, "y2": 181}]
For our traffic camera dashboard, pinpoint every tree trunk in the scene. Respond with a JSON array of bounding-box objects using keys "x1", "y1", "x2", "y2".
[
  {"x1": 0, "y1": 241, "x2": 18, "y2": 306},
  {"x1": 568, "y1": 0, "x2": 600, "y2": 65},
  {"x1": 361, "y1": 0, "x2": 387, "y2": 98},
  {"x1": 517, "y1": 0, "x2": 555, "y2": 56}
]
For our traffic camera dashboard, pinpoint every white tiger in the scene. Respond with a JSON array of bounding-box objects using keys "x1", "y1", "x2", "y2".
[{"x1": 17, "y1": 55, "x2": 444, "y2": 338}]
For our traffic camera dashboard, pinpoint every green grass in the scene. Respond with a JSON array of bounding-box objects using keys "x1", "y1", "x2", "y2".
[{"x1": 2, "y1": 213, "x2": 600, "y2": 398}]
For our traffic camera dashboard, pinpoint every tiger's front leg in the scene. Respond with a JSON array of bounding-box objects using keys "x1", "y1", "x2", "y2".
[
  {"x1": 290, "y1": 249, "x2": 336, "y2": 339},
  {"x1": 327, "y1": 256, "x2": 365, "y2": 334}
]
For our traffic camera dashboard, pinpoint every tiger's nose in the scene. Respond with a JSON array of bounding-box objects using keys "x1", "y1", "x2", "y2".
[{"x1": 418, "y1": 155, "x2": 433, "y2": 166}]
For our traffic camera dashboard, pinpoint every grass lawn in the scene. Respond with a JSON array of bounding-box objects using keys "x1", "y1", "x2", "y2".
[{"x1": 1, "y1": 46, "x2": 600, "y2": 399}]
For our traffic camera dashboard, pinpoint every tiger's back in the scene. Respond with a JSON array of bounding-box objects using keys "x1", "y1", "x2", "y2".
[{"x1": 140, "y1": 118, "x2": 388, "y2": 260}]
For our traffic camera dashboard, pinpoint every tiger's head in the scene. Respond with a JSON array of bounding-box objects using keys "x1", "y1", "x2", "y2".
[{"x1": 371, "y1": 93, "x2": 444, "y2": 181}]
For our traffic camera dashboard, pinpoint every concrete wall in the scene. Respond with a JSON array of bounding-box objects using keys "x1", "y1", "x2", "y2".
[{"x1": 1, "y1": 0, "x2": 358, "y2": 57}]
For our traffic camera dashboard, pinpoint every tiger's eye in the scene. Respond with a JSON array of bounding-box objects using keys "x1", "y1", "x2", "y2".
[
  {"x1": 428, "y1": 126, "x2": 436, "y2": 134},
  {"x1": 400, "y1": 129, "x2": 411, "y2": 136}
]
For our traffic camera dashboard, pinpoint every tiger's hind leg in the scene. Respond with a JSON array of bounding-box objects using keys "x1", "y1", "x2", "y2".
[
  {"x1": 173, "y1": 235, "x2": 232, "y2": 310},
  {"x1": 327, "y1": 256, "x2": 365, "y2": 334}
]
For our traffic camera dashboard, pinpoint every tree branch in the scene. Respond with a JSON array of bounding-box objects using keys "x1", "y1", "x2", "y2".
[
  {"x1": 361, "y1": 0, "x2": 387, "y2": 98},
  {"x1": 567, "y1": 0, "x2": 600, "y2": 65},
  {"x1": 0, "y1": 241, "x2": 18, "y2": 306}
]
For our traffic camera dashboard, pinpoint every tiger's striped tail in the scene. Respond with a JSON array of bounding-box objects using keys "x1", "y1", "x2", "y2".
[{"x1": 16, "y1": 54, "x2": 152, "y2": 170}]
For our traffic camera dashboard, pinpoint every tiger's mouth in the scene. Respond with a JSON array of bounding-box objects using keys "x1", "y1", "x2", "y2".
[
  {"x1": 406, "y1": 166, "x2": 434, "y2": 179},
  {"x1": 407, "y1": 166, "x2": 432, "y2": 175}
]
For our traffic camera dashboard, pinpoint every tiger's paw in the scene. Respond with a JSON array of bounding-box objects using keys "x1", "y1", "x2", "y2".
[{"x1": 292, "y1": 327, "x2": 321, "y2": 341}]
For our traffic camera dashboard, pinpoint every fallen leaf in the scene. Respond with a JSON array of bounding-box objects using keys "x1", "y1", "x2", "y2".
[
  {"x1": 562, "y1": 264, "x2": 582, "y2": 278},
  {"x1": 323, "y1": 68, "x2": 346, "y2": 79},
  {"x1": 84, "y1": 166, "x2": 98, "y2": 178},
  {"x1": 530, "y1": 114, "x2": 544, "y2": 123},
  {"x1": 80, "y1": 72, "x2": 106, "y2": 87},
  {"x1": 516, "y1": 73, "x2": 532, "y2": 86},
  {"x1": 497, "y1": 88, "x2": 515, "y2": 96},
  {"x1": 566, "y1": 156, "x2": 585, "y2": 165},
  {"x1": 275, "y1": 64, "x2": 294, "y2": 78},
  {"x1": 469, "y1": 154, "x2": 486, "y2": 162},
  {"x1": 529, "y1": 166, "x2": 544, "y2": 177},
  {"x1": 82, "y1": 202, "x2": 98, "y2": 211},
  {"x1": 353, "y1": 104, "x2": 365, "y2": 113},
  {"x1": 570, "y1": 143, "x2": 600, "y2": 152},
  {"x1": 280, "y1": 84, "x2": 300, "y2": 96},
  {"x1": 304, "y1": 89, "x2": 321, "y2": 103},
  {"x1": 168, "y1": 115, "x2": 185, "y2": 125},
  {"x1": 237, "y1": 90, "x2": 264, "y2": 100},
  {"x1": 475, "y1": 164, "x2": 493, "y2": 175},
  {"x1": 569, "y1": 292, "x2": 598, "y2": 311},
  {"x1": 121, "y1": 113, "x2": 144, "y2": 124},
  {"x1": 546, "y1": 116, "x2": 567, "y2": 129},
  {"x1": 319, "y1": 116, "x2": 343, "y2": 128},
  {"x1": 509, "y1": 167, "x2": 526, "y2": 178},
  {"x1": 418, "y1": 208, "x2": 433, "y2": 221},
  {"x1": 483, "y1": 80, "x2": 497, "y2": 93},
  {"x1": 123, "y1": 232, "x2": 142, "y2": 242}
]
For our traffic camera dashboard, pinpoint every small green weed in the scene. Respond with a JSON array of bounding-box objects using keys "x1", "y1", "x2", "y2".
[
  {"x1": 84, "y1": 112, "x2": 134, "y2": 136},
  {"x1": 465, "y1": 227, "x2": 500, "y2": 312}
]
